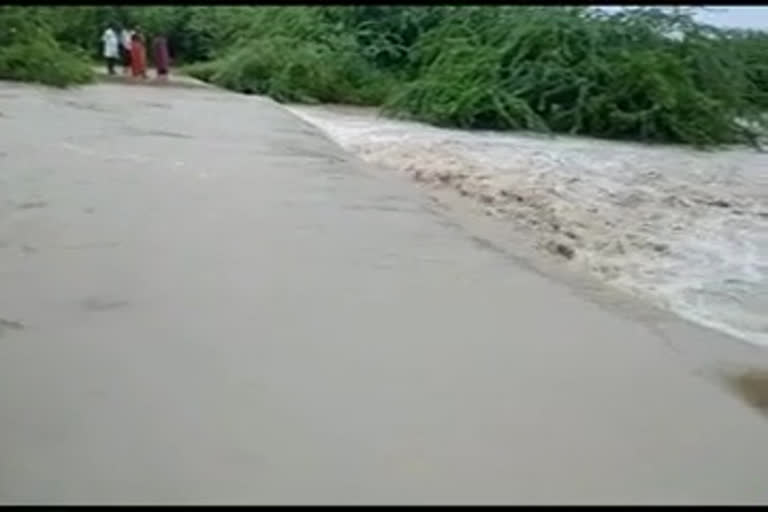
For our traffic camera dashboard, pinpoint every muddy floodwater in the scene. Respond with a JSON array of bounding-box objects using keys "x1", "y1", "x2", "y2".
[
  {"x1": 2, "y1": 81, "x2": 768, "y2": 504},
  {"x1": 287, "y1": 105, "x2": 768, "y2": 347}
]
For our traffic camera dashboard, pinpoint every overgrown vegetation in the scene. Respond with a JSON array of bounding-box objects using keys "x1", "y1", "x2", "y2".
[
  {"x1": 726, "y1": 28, "x2": 768, "y2": 110},
  {"x1": 3, "y1": 5, "x2": 768, "y2": 147},
  {"x1": 382, "y1": 7, "x2": 766, "y2": 146},
  {"x1": 0, "y1": 7, "x2": 92, "y2": 87},
  {"x1": 184, "y1": 8, "x2": 396, "y2": 104}
]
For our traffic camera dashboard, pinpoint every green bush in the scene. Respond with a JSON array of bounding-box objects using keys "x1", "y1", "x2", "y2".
[
  {"x1": 120, "y1": 7, "x2": 257, "y2": 64},
  {"x1": 383, "y1": 7, "x2": 765, "y2": 147},
  {"x1": 726, "y1": 29, "x2": 768, "y2": 110},
  {"x1": 187, "y1": 37, "x2": 392, "y2": 105},
  {"x1": 179, "y1": 5, "x2": 768, "y2": 146},
  {"x1": 0, "y1": 39, "x2": 93, "y2": 87},
  {"x1": 0, "y1": 7, "x2": 93, "y2": 87},
  {"x1": 4, "y1": 5, "x2": 768, "y2": 146},
  {"x1": 185, "y1": 8, "x2": 396, "y2": 105}
]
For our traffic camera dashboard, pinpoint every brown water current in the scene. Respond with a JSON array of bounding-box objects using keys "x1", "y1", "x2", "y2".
[{"x1": 287, "y1": 105, "x2": 768, "y2": 347}]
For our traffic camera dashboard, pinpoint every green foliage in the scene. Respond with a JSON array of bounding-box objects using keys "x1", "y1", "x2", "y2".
[
  {"x1": 187, "y1": 39, "x2": 391, "y2": 105},
  {"x1": 4, "y1": 5, "x2": 768, "y2": 146},
  {"x1": 0, "y1": 6, "x2": 93, "y2": 87},
  {"x1": 121, "y1": 7, "x2": 257, "y2": 63},
  {"x1": 185, "y1": 8, "x2": 394, "y2": 105},
  {"x1": 37, "y1": 6, "x2": 120, "y2": 55},
  {"x1": 0, "y1": 38, "x2": 93, "y2": 87},
  {"x1": 319, "y1": 6, "x2": 454, "y2": 75},
  {"x1": 384, "y1": 7, "x2": 765, "y2": 147},
  {"x1": 726, "y1": 28, "x2": 768, "y2": 109}
]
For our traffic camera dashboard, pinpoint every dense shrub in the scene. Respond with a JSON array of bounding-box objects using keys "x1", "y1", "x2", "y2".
[
  {"x1": 4, "y1": 5, "x2": 768, "y2": 146},
  {"x1": 185, "y1": 7, "x2": 394, "y2": 105},
  {"x1": 181, "y1": 5, "x2": 768, "y2": 146},
  {"x1": 383, "y1": 7, "x2": 765, "y2": 146},
  {"x1": 726, "y1": 29, "x2": 768, "y2": 110},
  {"x1": 0, "y1": 7, "x2": 93, "y2": 87},
  {"x1": 187, "y1": 38, "x2": 391, "y2": 105}
]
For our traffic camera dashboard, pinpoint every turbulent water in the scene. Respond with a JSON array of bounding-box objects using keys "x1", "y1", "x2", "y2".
[{"x1": 286, "y1": 105, "x2": 768, "y2": 347}]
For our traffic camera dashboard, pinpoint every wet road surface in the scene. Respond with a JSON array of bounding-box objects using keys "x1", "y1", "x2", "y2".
[{"x1": 1, "y1": 81, "x2": 768, "y2": 504}]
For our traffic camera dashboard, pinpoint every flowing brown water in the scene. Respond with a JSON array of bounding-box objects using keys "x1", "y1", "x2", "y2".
[{"x1": 287, "y1": 104, "x2": 768, "y2": 347}]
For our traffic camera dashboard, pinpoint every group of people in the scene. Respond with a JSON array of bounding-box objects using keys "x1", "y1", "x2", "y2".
[{"x1": 102, "y1": 25, "x2": 170, "y2": 80}]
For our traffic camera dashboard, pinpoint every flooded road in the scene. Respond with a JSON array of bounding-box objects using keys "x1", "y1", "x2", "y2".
[
  {"x1": 286, "y1": 105, "x2": 768, "y2": 347},
  {"x1": 2, "y1": 81, "x2": 768, "y2": 504}
]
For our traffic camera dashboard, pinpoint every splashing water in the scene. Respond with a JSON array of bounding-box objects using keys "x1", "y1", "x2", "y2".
[{"x1": 287, "y1": 104, "x2": 768, "y2": 347}]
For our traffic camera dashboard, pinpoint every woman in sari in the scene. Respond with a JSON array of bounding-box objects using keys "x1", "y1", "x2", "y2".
[
  {"x1": 130, "y1": 32, "x2": 147, "y2": 79},
  {"x1": 152, "y1": 35, "x2": 170, "y2": 81}
]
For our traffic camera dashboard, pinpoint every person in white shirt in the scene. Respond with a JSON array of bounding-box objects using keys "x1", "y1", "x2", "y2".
[
  {"x1": 119, "y1": 27, "x2": 133, "y2": 74},
  {"x1": 102, "y1": 25, "x2": 119, "y2": 75}
]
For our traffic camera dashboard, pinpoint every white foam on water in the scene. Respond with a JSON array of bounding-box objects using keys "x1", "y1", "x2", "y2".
[{"x1": 287, "y1": 104, "x2": 768, "y2": 347}]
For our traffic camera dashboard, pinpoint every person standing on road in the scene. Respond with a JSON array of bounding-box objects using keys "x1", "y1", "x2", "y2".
[
  {"x1": 101, "y1": 24, "x2": 119, "y2": 75},
  {"x1": 130, "y1": 31, "x2": 148, "y2": 79},
  {"x1": 152, "y1": 34, "x2": 170, "y2": 81},
  {"x1": 120, "y1": 27, "x2": 133, "y2": 75}
]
